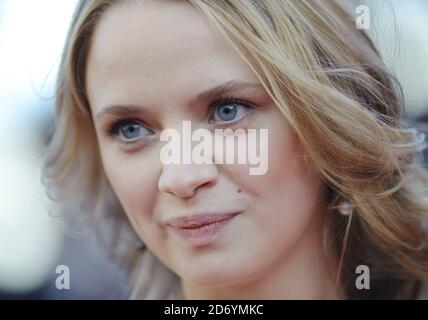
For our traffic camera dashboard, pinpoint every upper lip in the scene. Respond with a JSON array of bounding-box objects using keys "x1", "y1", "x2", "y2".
[{"x1": 165, "y1": 212, "x2": 241, "y2": 229}]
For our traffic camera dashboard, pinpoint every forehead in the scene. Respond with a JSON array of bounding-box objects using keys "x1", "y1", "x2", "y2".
[{"x1": 85, "y1": 0, "x2": 258, "y2": 112}]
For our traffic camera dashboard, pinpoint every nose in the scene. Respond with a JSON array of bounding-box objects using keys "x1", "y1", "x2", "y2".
[{"x1": 158, "y1": 163, "x2": 218, "y2": 199}]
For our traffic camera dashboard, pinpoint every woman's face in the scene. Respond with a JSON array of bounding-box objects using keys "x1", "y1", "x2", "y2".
[{"x1": 86, "y1": 1, "x2": 327, "y2": 288}]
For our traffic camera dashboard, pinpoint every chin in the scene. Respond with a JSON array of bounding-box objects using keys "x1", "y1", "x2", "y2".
[{"x1": 181, "y1": 263, "x2": 262, "y2": 288}]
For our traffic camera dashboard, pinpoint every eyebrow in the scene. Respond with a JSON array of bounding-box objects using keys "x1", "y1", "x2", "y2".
[{"x1": 95, "y1": 80, "x2": 263, "y2": 121}]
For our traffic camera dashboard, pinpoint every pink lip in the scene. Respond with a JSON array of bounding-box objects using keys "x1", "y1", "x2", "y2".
[{"x1": 165, "y1": 212, "x2": 241, "y2": 247}]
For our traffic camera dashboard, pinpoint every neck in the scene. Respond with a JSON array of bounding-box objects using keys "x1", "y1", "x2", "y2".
[{"x1": 180, "y1": 217, "x2": 341, "y2": 300}]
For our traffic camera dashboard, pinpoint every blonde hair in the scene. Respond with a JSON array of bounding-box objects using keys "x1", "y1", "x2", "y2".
[{"x1": 42, "y1": 0, "x2": 428, "y2": 299}]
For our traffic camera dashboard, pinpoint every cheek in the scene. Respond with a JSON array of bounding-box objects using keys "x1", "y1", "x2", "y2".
[
  {"x1": 267, "y1": 127, "x2": 322, "y2": 211},
  {"x1": 261, "y1": 131, "x2": 324, "y2": 241},
  {"x1": 99, "y1": 147, "x2": 160, "y2": 235},
  {"x1": 226, "y1": 123, "x2": 324, "y2": 252}
]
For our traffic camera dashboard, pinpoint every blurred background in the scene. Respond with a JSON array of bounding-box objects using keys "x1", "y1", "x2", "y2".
[
  {"x1": 0, "y1": 0, "x2": 427, "y2": 299},
  {"x1": 0, "y1": 0, "x2": 130, "y2": 299}
]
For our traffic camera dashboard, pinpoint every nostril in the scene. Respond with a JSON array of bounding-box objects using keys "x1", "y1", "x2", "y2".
[{"x1": 158, "y1": 163, "x2": 219, "y2": 199}]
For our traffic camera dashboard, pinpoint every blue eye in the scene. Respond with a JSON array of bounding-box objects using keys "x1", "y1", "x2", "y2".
[
  {"x1": 107, "y1": 119, "x2": 153, "y2": 142},
  {"x1": 210, "y1": 99, "x2": 254, "y2": 124},
  {"x1": 216, "y1": 105, "x2": 237, "y2": 121},
  {"x1": 120, "y1": 123, "x2": 142, "y2": 140}
]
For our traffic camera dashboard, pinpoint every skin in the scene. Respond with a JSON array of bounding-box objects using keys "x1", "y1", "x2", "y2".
[{"x1": 85, "y1": 0, "x2": 339, "y2": 299}]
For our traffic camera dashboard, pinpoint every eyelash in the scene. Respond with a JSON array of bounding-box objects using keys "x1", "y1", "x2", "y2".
[
  {"x1": 207, "y1": 96, "x2": 255, "y2": 126},
  {"x1": 104, "y1": 97, "x2": 255, "y2": 142},
  {"x1": 105, "y1": 118, "x2": 152, "y2": 139}
]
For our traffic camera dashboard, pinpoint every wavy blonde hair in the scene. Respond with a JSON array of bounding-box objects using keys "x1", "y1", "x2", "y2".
[{"x1": 42, "y1": 0, "x2": 428, "y2": 299}]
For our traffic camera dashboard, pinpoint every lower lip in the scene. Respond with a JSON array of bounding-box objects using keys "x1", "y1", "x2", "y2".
[{"x1": 169, "y1": 214, "x2": 240, "y2": 247}]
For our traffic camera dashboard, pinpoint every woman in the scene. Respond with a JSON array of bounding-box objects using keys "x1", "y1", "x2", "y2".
[{"x1": 42, "y1": 0, "x2": 428, "y2": 299}]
